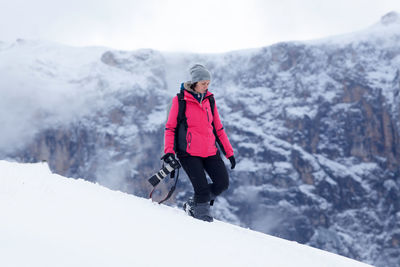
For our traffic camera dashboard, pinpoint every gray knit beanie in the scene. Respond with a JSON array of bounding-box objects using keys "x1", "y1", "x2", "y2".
[{"x1": 189, "y1": 64, "x2": 211, "y2": 83}]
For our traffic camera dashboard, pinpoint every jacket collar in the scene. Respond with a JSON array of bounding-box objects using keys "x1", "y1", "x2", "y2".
[{"x1": 181, "y1": 82, "x2": 213, "y2": 98}]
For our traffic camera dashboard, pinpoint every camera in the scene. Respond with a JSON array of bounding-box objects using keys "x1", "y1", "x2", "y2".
[{"x1": 148, "y1": 155, "x2": 181, "y2": 187}]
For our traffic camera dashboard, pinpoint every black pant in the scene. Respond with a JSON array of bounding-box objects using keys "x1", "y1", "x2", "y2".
[{"x1": 178, "y1": 152, "x2": 229, "y2": 203}]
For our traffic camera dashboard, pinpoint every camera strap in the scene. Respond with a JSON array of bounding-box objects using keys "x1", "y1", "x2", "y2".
[{"x1": 149, "y1": 168, "x2": 180, "y2": 204}]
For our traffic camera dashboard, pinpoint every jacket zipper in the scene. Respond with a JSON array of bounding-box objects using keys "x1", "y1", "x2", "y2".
[
  {"x1": 199, "y1": 93, "x2": 204, "y2": 107},
  {"x1": 187, "y1": 132, "x2": 192, "y2": 149},
  {"x1": 206, "y1": 107, "x2": 210, "y2": 122}
]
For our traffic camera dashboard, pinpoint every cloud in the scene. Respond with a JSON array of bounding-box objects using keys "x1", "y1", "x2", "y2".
[{"x1": 0, "y1": 0, "x2": 399, "y2": 52}]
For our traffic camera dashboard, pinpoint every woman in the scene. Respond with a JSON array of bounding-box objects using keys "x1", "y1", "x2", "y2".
[{"x1": 163, "y1": 63, "x2": 236, "y2": 222}]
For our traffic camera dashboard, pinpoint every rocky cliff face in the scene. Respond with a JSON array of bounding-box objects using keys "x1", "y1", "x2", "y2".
[{"x1": 2, "y1": 12, "x2": 400, "y2": 267}]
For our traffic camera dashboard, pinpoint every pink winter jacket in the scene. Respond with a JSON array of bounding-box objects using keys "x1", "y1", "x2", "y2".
[{"x1": 164, "y1": 88, "x2": 234, "y2": 158}]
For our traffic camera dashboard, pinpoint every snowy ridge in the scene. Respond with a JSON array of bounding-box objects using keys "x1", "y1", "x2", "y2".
[
  {"x1": 0, "y1": 160, "x2": 372, "y2": 267},
  {"x1": 307, "y1": 11, "x2": 400, "y2": 47}
]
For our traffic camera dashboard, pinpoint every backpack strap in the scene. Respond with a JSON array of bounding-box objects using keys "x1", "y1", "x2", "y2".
[
  {"x1": 174, "y1": 89, "x2": 188, "y2": 154},
  {"x1": 209, "y1": 95, "x2": 227, "y2": 156},
  {"x1": 208, "y1": 95, "x2": 215, "y2": 116},
  {"x1": 177, "y1": 89, "x2": 187, "y2": 128}
]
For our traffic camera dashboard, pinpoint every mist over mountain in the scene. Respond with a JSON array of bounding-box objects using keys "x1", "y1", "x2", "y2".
[{"x1": 1, "y1": 11, "x2": 399, "y2": 267}]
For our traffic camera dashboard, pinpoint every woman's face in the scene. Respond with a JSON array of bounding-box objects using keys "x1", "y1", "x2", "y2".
[{"x1": 194, "y1": 80, "x2": 210, "y2": 94}]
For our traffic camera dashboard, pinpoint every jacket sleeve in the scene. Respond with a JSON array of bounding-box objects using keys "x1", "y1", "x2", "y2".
[
  {"x1": 164, "y1": 96, "x2": 179, "y2": 154},
  {"x1": 212, "y1": 100, "x2": 234, "y2": 158}
]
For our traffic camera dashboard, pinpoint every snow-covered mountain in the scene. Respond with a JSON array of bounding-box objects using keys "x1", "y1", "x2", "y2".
[
  {"x1": 0, "y1": 160, "x2": 373, "y2": 267},
  {"x1": 1, "y1": 11, "x2": 399, "y2": 267}
]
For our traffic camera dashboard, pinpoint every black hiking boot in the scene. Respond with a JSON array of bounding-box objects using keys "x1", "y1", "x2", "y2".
[{"x1": 183, "y1": 198, "x2": 213, "y2": 222}]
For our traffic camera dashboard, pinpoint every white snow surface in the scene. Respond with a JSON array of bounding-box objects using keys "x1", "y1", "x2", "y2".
[{"x1": 0, "y1": 160, "x2": 372, "y2": 267}]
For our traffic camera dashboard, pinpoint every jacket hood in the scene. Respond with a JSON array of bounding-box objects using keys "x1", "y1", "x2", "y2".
[{"x1": 182, "y1": 81, "x2": 196, "y2": 93}]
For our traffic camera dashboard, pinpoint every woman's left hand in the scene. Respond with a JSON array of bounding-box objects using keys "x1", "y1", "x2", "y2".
[{"x1": 228, "y1": 156, "x2": 236, "y2": 169}]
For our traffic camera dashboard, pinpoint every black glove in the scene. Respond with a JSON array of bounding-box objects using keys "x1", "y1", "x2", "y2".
[
  {"x1": 161, "y1": 153, "x2": 175, "y2": 162},
  {"x1": 228, "y1": 156, "x2": 236, "y2": 169}
]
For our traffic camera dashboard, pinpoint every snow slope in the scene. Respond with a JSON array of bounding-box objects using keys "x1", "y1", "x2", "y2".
[{"x1": 0, "y1": 161, "x2": 372, "y2": 267}]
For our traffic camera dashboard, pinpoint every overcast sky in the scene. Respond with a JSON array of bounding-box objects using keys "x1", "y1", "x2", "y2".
[{"x1": 1, "y1": 0, "x2": 399, "y2": 53}]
